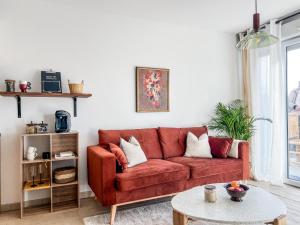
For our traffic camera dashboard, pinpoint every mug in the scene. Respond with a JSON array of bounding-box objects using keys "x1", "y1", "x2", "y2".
[
  {"x1": 42, "y1": 152, "x2": 50, "y2": 159},
  {"x1": 27, "y1": 146, "x2": 38, "y2": 161},
  {"x1": 19, "y1": 81, "x2": 31, "y2": 92}
]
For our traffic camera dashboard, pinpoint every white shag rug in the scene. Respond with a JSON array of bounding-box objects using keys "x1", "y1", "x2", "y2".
[{"x1": 83, "y1": 202, "x2": 262, "y2": 225}]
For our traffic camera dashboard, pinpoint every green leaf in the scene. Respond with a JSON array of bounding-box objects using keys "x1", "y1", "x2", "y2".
[{"x1": 207, "y1": 99, "x2": 256, "y2": 141}]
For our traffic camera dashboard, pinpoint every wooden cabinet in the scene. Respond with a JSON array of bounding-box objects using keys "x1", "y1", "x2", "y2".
[{"x1": 20, "y1": 132, "x2": 80, "y2": 218}]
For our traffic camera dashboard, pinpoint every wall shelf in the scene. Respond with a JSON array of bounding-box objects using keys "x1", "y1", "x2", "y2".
[{"x1": 0, "y1": 92, "x2": 92, "y2": 118}]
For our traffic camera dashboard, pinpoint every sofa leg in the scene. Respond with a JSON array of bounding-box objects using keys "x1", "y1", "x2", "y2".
[{"x1": 110, "y1": 205, "x2": 117, "y2": 225}]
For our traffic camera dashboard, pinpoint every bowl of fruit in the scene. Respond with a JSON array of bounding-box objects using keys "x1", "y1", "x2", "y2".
[{"x1": 224, "y1": 181, "x2": 249, "y2": 202}]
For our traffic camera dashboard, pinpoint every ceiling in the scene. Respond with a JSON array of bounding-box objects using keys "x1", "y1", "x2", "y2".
[
  {"x1": 74, "y1": 0, "x2": 300, "y2": 33},
  {"x1": 3, "y1": 0, "x2": 300, "y2": 33}
]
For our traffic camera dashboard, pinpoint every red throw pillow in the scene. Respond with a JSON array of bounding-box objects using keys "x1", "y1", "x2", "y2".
[
  {"x1": 109, "y1": 143, "x2": 128, "y2": 171},
  {"x1": 208, "y1": 137, "x2": 233, "y2": 158}
]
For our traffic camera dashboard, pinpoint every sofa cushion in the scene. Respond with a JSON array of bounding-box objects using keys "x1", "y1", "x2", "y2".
[
  {"x1": 99, "y1": 128, "x2": 163, "y2": 159},
  {"x1": 158, "y1": 127, "x2": 208, "y2": 159},
  {"x1": 109, "y1": 143, "x2": 128, "y2": 171},
  {"x1": 185, "y1": 132, "x2": 212, "y2": 158},
  {"x1": 208, "y1": 137, "x2": 233, "y2": 158},
  {"x1": 167, "y1": 157, "x2": 243, "y2": 179},
  {"x1": 120, "y1": 137, "x2": 147, "y2": 168},
  {"x1": 115, "y1": 159, "x2": 189, "y2": 192}
]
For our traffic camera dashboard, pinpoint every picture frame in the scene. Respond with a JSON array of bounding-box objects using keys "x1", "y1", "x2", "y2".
[{"x1": 136, "y1": 67, "x2": 170, "y2": 112}]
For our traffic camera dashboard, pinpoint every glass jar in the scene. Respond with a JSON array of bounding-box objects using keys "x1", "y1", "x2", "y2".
[
  {"x1": 26, "y1": 122, "x2": 37, "y2": 134},
  {"x1": 5, "y1": 80, "x2": 16, "y2": 92},
  {"x1": 204, "y1": 185, "x2": 216, "y2": 203}
]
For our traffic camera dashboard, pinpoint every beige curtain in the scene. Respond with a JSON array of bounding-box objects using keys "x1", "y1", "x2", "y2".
[
  {"x1": 242, "y1": 49, "x2": 251, "y2": 115},
  {"x1": 241, "y1": 49, "x2": 254, "y2": 179}
]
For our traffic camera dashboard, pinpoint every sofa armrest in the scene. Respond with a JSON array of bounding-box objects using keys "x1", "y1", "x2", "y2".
[
  {"x1": 87, "y1": 145, "x2": 116, "y2": 206},
  {"x1": 238, "y1": 142, "x2": 250, "y2": 180}
]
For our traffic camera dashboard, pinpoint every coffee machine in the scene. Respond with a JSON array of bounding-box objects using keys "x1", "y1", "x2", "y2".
[{"x1": 55, "y1": 110, "x2": 71, "y2": 133}]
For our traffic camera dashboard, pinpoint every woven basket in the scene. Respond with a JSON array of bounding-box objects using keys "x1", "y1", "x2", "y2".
[
  {"x1": 68, "y1": 80, "x2": 84, "y2": 94},
  {"x1": 54, "y1": 167, "x2": 76, "y2": 184}
]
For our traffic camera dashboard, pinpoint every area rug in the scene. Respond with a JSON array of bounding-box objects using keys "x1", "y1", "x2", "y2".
[{"x1": 83, "y1": 201, "x2": 262, "y2": 225}]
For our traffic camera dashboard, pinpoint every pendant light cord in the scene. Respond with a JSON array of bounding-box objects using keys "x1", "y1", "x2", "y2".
[{"x1": 255, "y1": 0, "x2": 258, "y2": 13}]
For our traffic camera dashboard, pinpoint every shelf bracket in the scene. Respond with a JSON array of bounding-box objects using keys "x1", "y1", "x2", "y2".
[
  {"x1": 16, "y1": 95, "x2": 21, "y2": 118},
  {"x1": 73, "y1": 97, "x2": 78, "y2": 117}
]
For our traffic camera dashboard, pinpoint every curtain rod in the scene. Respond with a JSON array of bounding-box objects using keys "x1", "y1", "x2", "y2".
[
  {"x1": 263, "y1": 9, "x2": 300, "y2": 26},
  {"x1": 275, "y1": 9, "x2": 300, "y2": 24},
  {"x1": 239, "y1": 9, "x2": 300, "y2": 34}
]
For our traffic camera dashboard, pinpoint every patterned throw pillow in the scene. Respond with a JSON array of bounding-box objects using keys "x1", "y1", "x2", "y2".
[{"x1": 109, "y1": 143, "x2": 128, "y2": 171}]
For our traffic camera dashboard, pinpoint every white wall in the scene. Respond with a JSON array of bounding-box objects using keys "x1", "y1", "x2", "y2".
[{"x1": 0, "y1": 0, "x2": 238, "y2": 204}]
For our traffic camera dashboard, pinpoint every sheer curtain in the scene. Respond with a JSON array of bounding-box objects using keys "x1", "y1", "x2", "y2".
[{"x1": 240, "y1": 20, "x2": 286, "y2": 185}]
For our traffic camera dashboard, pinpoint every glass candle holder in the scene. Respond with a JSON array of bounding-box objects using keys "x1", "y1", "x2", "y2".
[
  {"x1": 5, "y1": 80, "x2": 15, "y2": 92},
  {"x1": 204, "y1": 185, "x2": 216, "y2": 203}
]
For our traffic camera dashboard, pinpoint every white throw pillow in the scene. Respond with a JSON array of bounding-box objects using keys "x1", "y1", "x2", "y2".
[
  {"x1": 120, "y1": 136, "x2": 147, "y2": 167},
  {"x1": 184, "y1": 132, "x2": 212, "y2": 158},
  {"x1": 228, "y1": 139, "x2": 242, "y2": 158}
]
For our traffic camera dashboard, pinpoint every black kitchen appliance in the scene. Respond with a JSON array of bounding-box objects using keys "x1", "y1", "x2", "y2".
[{"x1": 55, "y1": 110, "x2": 71, "y2": 133}]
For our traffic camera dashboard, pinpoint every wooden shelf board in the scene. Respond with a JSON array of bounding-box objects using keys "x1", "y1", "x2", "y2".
[
  {"x1": 52, "y1": 200, "x2": 78, "y2": 212},
  {"x1": 24, "y1": 180, "x2": 51, "y2": 191},
  {"x1": 51, "y1": 132, "x2": 79, "y2": 136},
  {"x1": 22, "y1": 159, "x2": 51, "y2": 164},
  {"x1": 0, "y1": 91, "x2": 92, "y2": 98},
  {"x1": 22, "y1": 131, "x2": 78, "y2": 137},
  {"x1": 23, "y1": 203, "x2": 51, "y2": 216},
  {"x1": 52, "y1": 181, "x2": 78, "y2": 188},
  {"x1": 52, "y1": 156, "x2": 78, "y2": 162},
  {"x1": 22, "y1": 157, "x2": 78, "y2": 164}
]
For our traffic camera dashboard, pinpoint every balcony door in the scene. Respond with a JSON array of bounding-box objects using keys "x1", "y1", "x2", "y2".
[{"x1": 284, "y1": 37, "x2": 300, "y2": 186}]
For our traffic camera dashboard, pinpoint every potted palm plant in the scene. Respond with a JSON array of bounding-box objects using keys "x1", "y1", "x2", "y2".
[{"x1": 208, "y1": 99, "x2": 256, "y2": 141}]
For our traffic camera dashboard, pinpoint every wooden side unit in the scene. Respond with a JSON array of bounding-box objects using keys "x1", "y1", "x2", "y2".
[{"x1": 20, "y1": 132, "x2": 80, "y2": 218}]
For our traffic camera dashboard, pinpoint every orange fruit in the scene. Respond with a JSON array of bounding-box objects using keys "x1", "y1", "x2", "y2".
[{"x1": 231, "y1": 181, "x2": 239, "y2": 188}]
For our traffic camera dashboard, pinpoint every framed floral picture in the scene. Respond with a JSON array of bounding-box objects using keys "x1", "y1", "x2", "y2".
[{"x1": 136, "y1": 67, "x2": 169, "y2": 112}]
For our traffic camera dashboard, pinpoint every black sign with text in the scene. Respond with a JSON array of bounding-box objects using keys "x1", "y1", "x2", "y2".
[{"x1": 41, "y1": 71, "x2": 62, "y2": 93}]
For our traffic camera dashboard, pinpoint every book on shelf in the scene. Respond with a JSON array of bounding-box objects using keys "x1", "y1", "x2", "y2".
[{"x1": 55, "y1": 151, "x2": 76, "y2": 159}]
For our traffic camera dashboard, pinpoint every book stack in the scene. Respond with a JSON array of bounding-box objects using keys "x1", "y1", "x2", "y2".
[{"x1": 55, "y1": 151, "x2": 76, "y2": 159}]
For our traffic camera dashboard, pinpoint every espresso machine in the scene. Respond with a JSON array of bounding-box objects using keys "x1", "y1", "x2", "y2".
[{"x1": 55, "y1": 110, "x2": 71, "y2": 133}]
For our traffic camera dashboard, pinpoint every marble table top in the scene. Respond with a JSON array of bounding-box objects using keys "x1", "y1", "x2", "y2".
[{"x1": 171, "y1": 183, "x2": 287, "y2": 224}]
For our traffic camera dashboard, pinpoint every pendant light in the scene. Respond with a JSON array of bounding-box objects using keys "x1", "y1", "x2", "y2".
[{"x1": 236, "y1": 0, "x2": 279, "y2": 50}]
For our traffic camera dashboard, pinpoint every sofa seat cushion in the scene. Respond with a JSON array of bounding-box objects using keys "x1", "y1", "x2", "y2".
[
  {"x1": 115, "y1": 159, "x2": 189, "y2": 192},
  {"x1": 167, "y1": 157, "x2": 243, "y2": 179},
  {"x1": 99, "y1": 128, "x2": 163, "y2": 159}
]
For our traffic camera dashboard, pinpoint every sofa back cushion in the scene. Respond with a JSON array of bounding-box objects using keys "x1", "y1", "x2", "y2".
[
  {"x1": 98, "y1": 128, "x2": 163, "y2": 159},
  {"x1": 158, "y1": 126, "x2": 208, "y2": 159}
]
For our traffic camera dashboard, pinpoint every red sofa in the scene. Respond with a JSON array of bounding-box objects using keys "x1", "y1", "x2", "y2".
[{"x1": 87, "y1": 127, "x2": 249, "y2": 224}]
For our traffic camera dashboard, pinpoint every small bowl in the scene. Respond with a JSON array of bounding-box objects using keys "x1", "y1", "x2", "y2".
[{"x1": 224, "y1": 183, "x2": 249, "y2": 202}]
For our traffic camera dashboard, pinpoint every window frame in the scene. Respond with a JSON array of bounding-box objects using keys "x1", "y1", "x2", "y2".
[{"x1": 283, "y1": 36, "x2": 300, "y2": 187}]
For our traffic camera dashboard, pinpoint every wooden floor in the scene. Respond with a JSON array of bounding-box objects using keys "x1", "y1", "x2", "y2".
[
  {"x1": 248, "y1": 181, "x2": 300, "y2": 225},
  {"x1": 0, "y1": 181, "x2": 299, "y2": 225}
]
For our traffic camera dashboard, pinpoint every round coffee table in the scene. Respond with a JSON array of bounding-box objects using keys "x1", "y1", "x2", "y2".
[{"x1": 171, "y1": 183, "x2": 287, "y2": 225}]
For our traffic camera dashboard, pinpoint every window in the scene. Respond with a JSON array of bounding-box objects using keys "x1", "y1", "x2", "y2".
[{"x1": 284, "y1": 38, "x2": 300, "y2": 186}]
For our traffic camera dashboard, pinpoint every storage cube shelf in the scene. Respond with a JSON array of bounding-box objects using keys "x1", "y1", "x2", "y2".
[{"x1": 20, "y1": 132, "x2": 80, "y2": 218}]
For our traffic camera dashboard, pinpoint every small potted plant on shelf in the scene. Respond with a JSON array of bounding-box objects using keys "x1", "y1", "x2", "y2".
[{"x1": 208, "y1": 99, "x2": 257, "y2": 141}]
